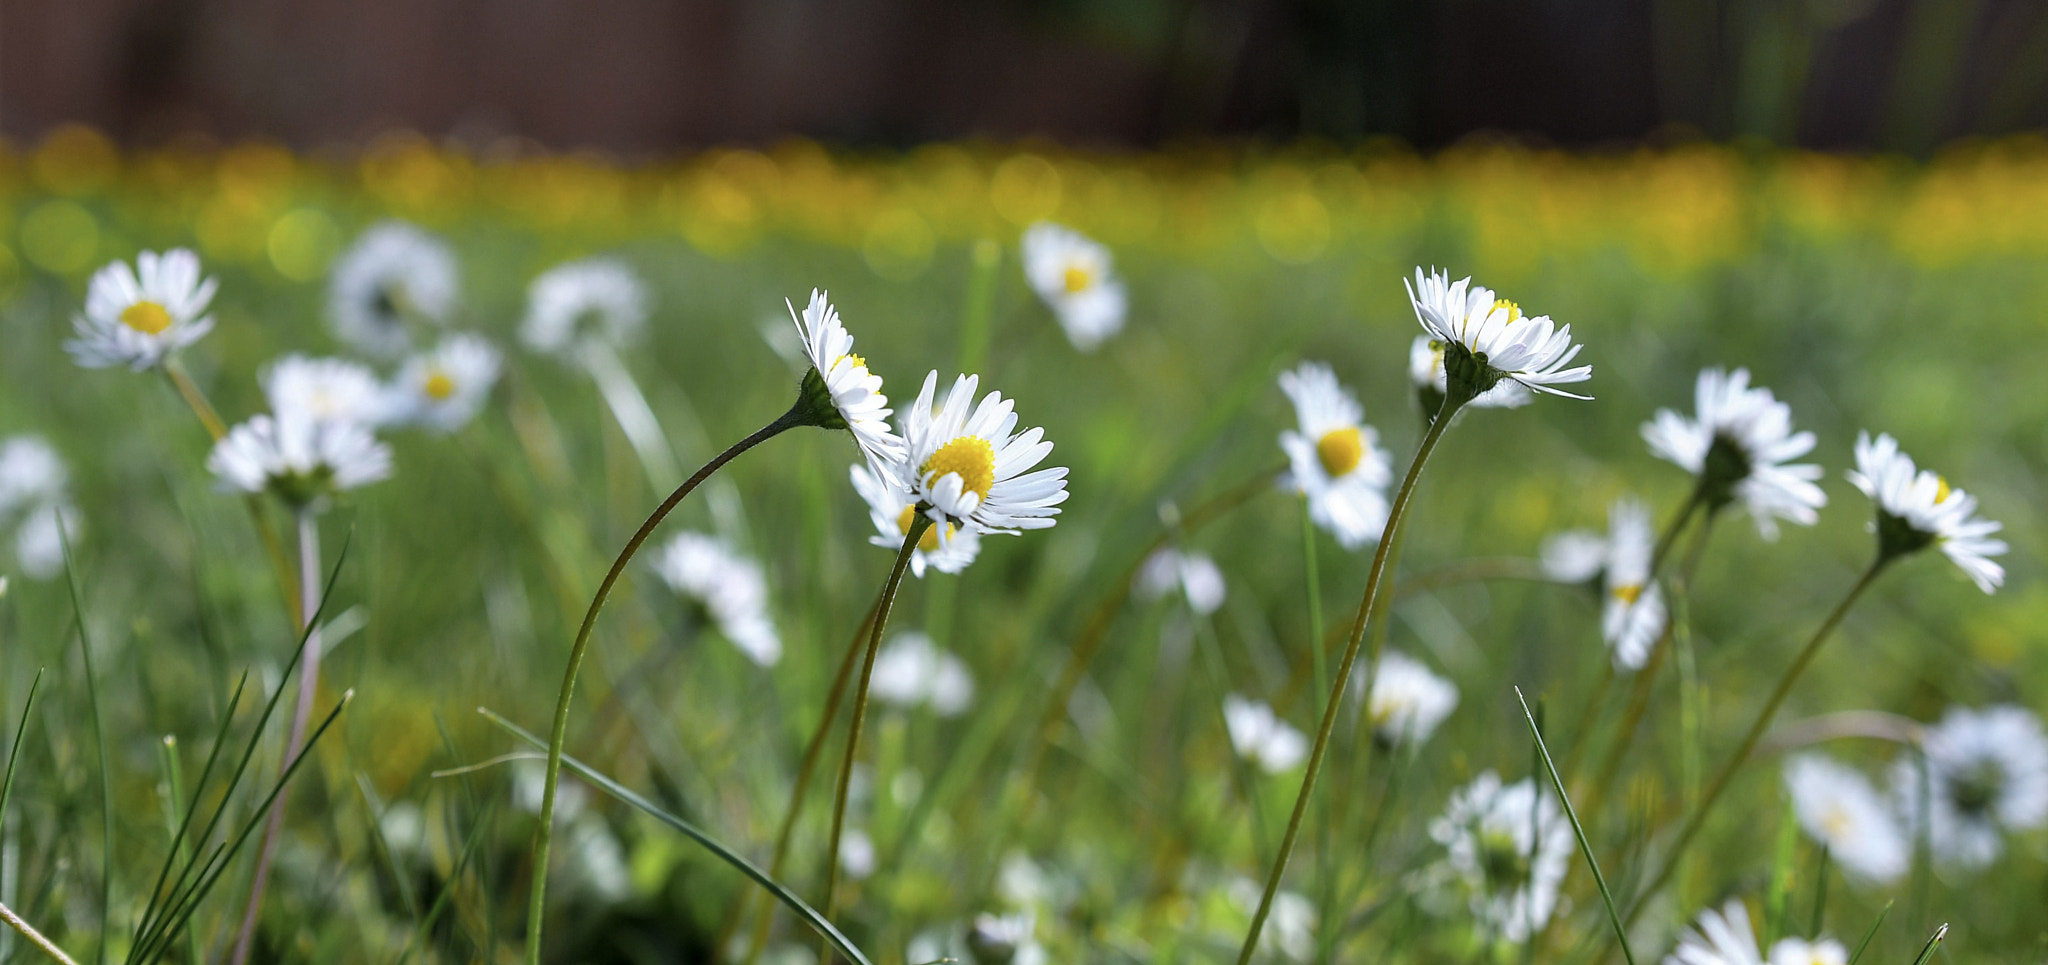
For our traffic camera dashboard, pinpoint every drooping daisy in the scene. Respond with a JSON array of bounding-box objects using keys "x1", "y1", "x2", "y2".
[
  {"x1": 1021, "y1": 222, "x2": 1127, "y2": 352},
  {"x1": 382, "y1": 333, "x2": 502, "y2": 432},
  {"x1": 1847, "y1": 432, "x2": 2006, "y2": 592},
  {"x1": 67, "y1": 249, "x2": 218, "y2": 370},
  {"x1": 207, "y1": 412, "x2": 393, "y2": 509},
  {"x1": 1782, "y1": 753, "x2": 1909, "y2": 885},
  {"x1": 651, "y1": 531, "x2": 780, "y2": 667},
  {"x1": 1406, "y1": 268, "x2": 1591, "y2": 403},
  {"x1": 894, "y1": 372, "x2": 1067, "y2": 536},
  {"x1": 1600, "y1": 497, "x2": 1667, "y2": 672},
  {"x1": 1277, "y1": 361, "x2": 1392, "y2": 550},
  {"x1": 262, "y1": 355, "x2": 384, "y2": 426},
  {"x1": 1408, "y1": 334, "x2": 1532, "y2": 417},
  {"x1": 1135, "y1": 547, "x2": 1227, "y2": 616},
  {"x1": 849, "y1": 462, "x2": 979, "y2": 577},
  {"x1": 1428, "y1": 771, "x2": 1574, "y2": 943},
  {"x1": 1222, "y1": 695, "x2": 1308, "y2": 774},
  {"x1": 328, "y1": 220, "x2": 458, "y2": 358},
  {"x1": 1643, "y1": 368, "x2": 1827, "y2": 539},
  {"x1": 791, "y1": 290, "x2": 904, "y2": 471},
  {"x1": 1893, "y1": 704, "x2": 2048, "y2": 870},
  {"x1": 870, "y1": 630, "x2": 975, "y2": 718},
  {"x1": 1360, "y1": 649, "x2": 1459, "y2": 747},
  {"x1": 0, "y1": 437, "x2": 68, "y2": 518},
  {"x1": 519, "y1": 257, "x2": 650, "y2": 360}
]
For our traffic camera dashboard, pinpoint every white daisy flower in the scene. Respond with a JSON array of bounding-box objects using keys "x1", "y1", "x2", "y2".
[
  {"x1": 1222, "y1": 695, "x2": 1308, "y2": 774},
  {"x1": 790, "y1": 290, "x2": 905, "y2": 471},
  {"x1": 849, "y1": 462, "x2": 979, "y2": 578},
  {"x1": 1766, "y1": 937, "x2": 1848, "y2": 965},
  {"x1": 383, "y1": 333, "x2": 502, "y2": 432},
  {"x1": 67, "y1": 249, "x2": 218, "y2": 370},
  {"x1": 328, "y1": 220, "x2": 458, "y2": 358},
  {"x1": 968, "y1": 911, "x2": 1047, "y2": 965},
  {"x1": 1665, "y1": 899, "x2": 1762, "y2": 965},
  {"x1": 651, "y1": 531, "x2": 780, "y2": 667},
  {"x1": 1847, "y1": 432, "x2": 2006, "y2": 592},
  {"x1": 895, "y1": 372, "x2": 1068, "y2": 536},
  {"x1": 870, "y1": 630, "x2": 975, "y2": 718},
  {"x1": 1782, "y1": 753, "x2": 1908, "y2": 885},
  {"x1": 1021, "y1": 222, "x2": 1127, "y2": 352},
  {"x1": 1226, "y1": 877, "x2": 1316, "y2": 961},
  {"x1": 838, "y1": 828, "x2": 876, "y2": 880},
  {"x1": 1135, "y1": 547, "x2": 1227, "y2": 616},
  {"x1": 1601, "y1": 497, "x2": 1668, "y2": 672},
  {"x1": 1408, "y1": 334, "x2": 1533, "y2": 416},
  {"x1": 1894, "y1": 704, "x2": 2048, "y2": 870},
  {"x1": 1429, "y1": 771, "x2": 1574, "y2": 943},
  {"x1": 1406, "y1": 268, "x2": 1591, "y2": 402},
  {"x1": 519, "y1": 257, "x2": 650, "y2": 359},
  {"x1": 14, "y1": 502, "x2": 79, "y2": 581},
  {"x1": 1539, "y1": 528, "x2": 1609, "y2": 584},
  {"x1": 206, "y1": 412, "x2": 393, "y2": 508},
  {"x1": 1360, "y1": 649, "x2": 1458, "y2": 747},
  {"x1": 1277, "y1": 361, "x2": 1392, "y2": 550},
  {"x1": 1643, "y1": 368, "x2": 1827, "y2": 539},
  {"x1": 262, "y1": 355, "x2": 384, "y2": 426},
  {"x1": 0, "y1": 437, "x2": 68, "y2": 519}
]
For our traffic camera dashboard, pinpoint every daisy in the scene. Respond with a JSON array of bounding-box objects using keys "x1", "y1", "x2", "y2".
[
  {"x1": 1893, "y1": 704, "x2": 2048, "y2": 870},
  {"x1": 0, "y1": 436, "x2": 68, "y2": 518},
  {"x1": 207, "y1": 411, "x2": 393, "y2": 509},
  {"x1": 328, "y1": 220, "x2": 458, "y2": 358},
  {"x1": 894, "y1": 372, "x2": 1067, "y2": 536},
  {"x1": 1782, "y1": 754, "x2": 1908, "y2": 885},
  {"x1": 1222, "y1": 695, "x2": 1308, "y2": 774},
  {"x1": 1135, "y1": 547, "x2": 1227, "y2": 616},
  {"x1": 1643, "y1": 368, "x2": 1827, "y2": 539},
  {"x1": 1665, "y1": 900, "x2": 1762, "y2": 965},
  {"x1": 382, "y1": 333, "x2": 502, "y2": 432},
  {"x1": 1767, "y1": 938, "x2": 1848, "y2": 965},
  {"x1": 1406, "y1": 268, "x2": 1590, "y2": 403},
  {"x1": 262, "y1": 355, "x2": 384, "y2": 426},
  {"x1": 1360, "y1": 649, "x2": 1459, "y2": 747},
  {"x1": 870, "y1": 630, "x2": 975, "y2": 717},
  {"x1": 1601, "y1": 497, "x2": 1668, "y2": 672},
  {"x1": 519, "y1": 258, "x2": 649, "y2": 360},
  {"x1": 1429, "y1": 771, "x2": 1573, "y2": 943},
  {"x1": 67, "y1": 249, "x2": 218, "y2": 370},
  {"x1": 790, "y1": 291, "x2": 904, "y2": 471},
  {"x1": 1408, "y1": 334, "x2": 1532, "y2": 417},
  {"x1": 1277, "y1": 362, "x2": 1392, "y2": 550},
  {"x1": 1021, "y1": 222, "x2": 1127, "y2": 352},
  {"x1": 651, "y1": 531, "x2": 780, "y2": 667},
  {"x1": 848, "y1": 462, "x2": 979, "y2": 577},
  {"x1": 1847, "y1": 432, "x2": 2006, "y2": 592}
]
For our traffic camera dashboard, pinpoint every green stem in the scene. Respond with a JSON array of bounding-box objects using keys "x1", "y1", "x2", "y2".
[
  {"x1": 1623, "y1": 554, "x2": 1890, "y2": 927},
  {"x1": 819, "y1": 513, "x2": 931, "y2": 965},
  {"x1": 1234, "y1": 389, "x2": 1464, "y2": 965},
  {"x1": 163, "y1": 360, "x2": 303, "y2": 628},
  {"x1": 524, "y1": 407, "x2": 800, "y2": 965},
  {"x1": 0, "y1": 901, "x2": 79, "y2": 965}
]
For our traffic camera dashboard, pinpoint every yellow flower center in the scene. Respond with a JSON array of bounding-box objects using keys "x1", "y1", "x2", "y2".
[
  {"x1": 1490, "y1": 299, "x2": 1523, "y2": 323},
  {"x1": 1063, "y1": 264, "x2": 1092, "y2": 294},
  {"x1": 1612, "y1": 584, "x2": 1642, "y2": 604},
  {"x1": 832, "y1": 352, "x2": 866, "y2": 373},
  {"x1": 1935, "y1": 476, "x2": 1951, "y2": 503},
  {"x1": 424, "y1": 369, "x2": 456, "y2": 401},
  {"x1": 923, "y1": 436, "x2": 997, "y2": 502},
  {"x1": 1316, "y1": 426, "x2": 1364, "y2": 478},
  {"x1": 895, "y1": 505, "x2": 952, "y2": 551},
  {"x1": 120, "y1": 300, "x2": 173, "y2": 335},
  {"x1": 1820, "y1": 805, "x2": 1852, "y2": 839}
]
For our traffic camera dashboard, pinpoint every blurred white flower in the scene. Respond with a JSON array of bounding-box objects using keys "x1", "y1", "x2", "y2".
[
  {"x1": 14, "y1": 502, "x2": 79, "y2": 580},
  {"x1": 262, "y1": 355, "x2": 384, "y2": 426},
  {"x1": 520, "y1": 257, "x2": 649, "y2": 359},
  {"x1": 1360, "y1": 650, "x2": 1458, "y2": 747},
  {"x1": 1429, "y1": 771, "x2": 1573, "y2": 943},
  {"x1": 563, "y1": 814, "x2": 632, "y2": 902},
  {"x1": 1894, "y1": 704, "x2": 2048, "y2": 870},
  {"x1": 1021, "y1": 222, "x2": 1126, "y2": 351},
  {"x1": 652, "y1": 532, "x2": 780, "y2": 667},
  {"x1": 0, "y1": 437, "x2": 68, "y2": 519},
  {"x1": 1643, "y1": 367, "x2": 1827, "y2": 539},
  {"x1": 1848, "y1": 432, "x2": 2005, "y2": 592},
  {"x1": 839, "y1": 829, "x2": 876, "y2": 880},
  {"x1": 1782, "y1": 753, "x2": 1908, "y2": 885},
  {"x1": 1664, "y1": 899, "x2": 1761, "y2": 965},
  {"x1": 969, "y1": 910, "x2": 1046, "y2": 965},
  {"x1": 207, "y1": 412, "x2": 392, "y2": 508},
  {"x1": 1766, "y1": 937, "x2": 1847, "y2": 965},
  {"x1": 1277, "y1": 361, "x2": 1392, "y2": 550},
  {"x1": 1539, "y1": 528, "x2": 1608, "y2": 584},
  {"x1": 870, "y1": 631, "x2": 975, "y2": 717},
  {"x1": 383, "y1": 333, "x2": 502, "y2": 432},
  {"x1": 849, "y1": 462, "x2": 979, "y2": 577},
  {"x1": 1407, "y1": 334, "x2": 1532, "y2": 414},
  {"x1": 329, "y1": 220, "x2": 457, "y2": 358},
  {"x1": 895, "y1": 372, "x2": 1067, "y2": 536},
  {"x1": 1406, "y1": 269, "x2": 1591, "y2": 401},
  {"x1": 1135, "y1": 547, "x2": 1226, "y2": 616},
  {"x1": 68, "y1": 249, "x2": 217, "y2": 370},
  {"x1": 1223, "y1": 695, "x2": 1308, "y2": 774},
  {"x1": 1601, "y1": 497, "x2": 1667, "y2": 672},
  {"x1": 512, "y1": 758, "x2": 588, "y2": 820},
  {"x1": 1227, "y1": 877, "x2": 1316, "y2": 960},
  {"x1": 791, "y1": 290, "x2": 904, "y2": 473}
]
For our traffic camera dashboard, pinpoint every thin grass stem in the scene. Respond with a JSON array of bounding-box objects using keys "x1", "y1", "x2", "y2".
[
  {"x1": 1513, "y1": 687, "x2": 1637, "y2": 965},
  {"x1": 0, "y1": 900, "x2": 80, "y2": 965},
  {"x1": 0, "y1": 670, "x2": 42, "y2": 828},
  {"x1": 162, "y1": 358, "x2": 302, "y2": 627},
  {"x1": 57, "y1": 524, "x2": 113, "y2": 965}
]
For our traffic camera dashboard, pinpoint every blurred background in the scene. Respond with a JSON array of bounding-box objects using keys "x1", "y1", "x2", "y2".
[{"x1": 7, "y1": 0, "x2": 2048, "y2": 155}]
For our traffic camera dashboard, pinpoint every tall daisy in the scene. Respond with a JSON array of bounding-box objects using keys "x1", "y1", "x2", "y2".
[
  {"x1": 382, "y1": 333, "x2": 502, "y2": 432},
  {"x1": 1406, "y1": 268, "x2": 1591, "y2": 404},
  {"x1": 849, "y1": 463, "x2": 979, "y2": 577},
  {"x1": 519, "y1": 257, "x2": 650, "y2": 361},
  {"x1": 1021, "y1": 222, "x2": 1127, "y2": 352},
  {"x1": 1407, "y1": 334, "x2": 1532, "y2": 418},
  {"x1": 1847, "y1": 432, "x2": 2006, "y2": 592},
  {"x1": 206, "y1": 411, "x2": 393, "y2": 509},
  {"x1": 893, "y1": 372, "x2": 1067, "y2": 536},
  {"x1": 328, "y1": 220, "x2": 458, "y2": 358},
  {"x1": 1277, "y1": 361, "x2": 1392, "y2": 550},
  {"x1": 651, "y1": 531, "x2": 780, "y2": 667},
  {"x1": 791, "y1": 290, "x2": 904, "y2": 472},
  {"x1": 1782, "y1": 754, "x2": 1908, "y2": 885},
  {"x1": 1600, "y1": 497, "x2": 1667, "y2": 672},
  {"x1": 1136, "y1": 547, "x2": 1227, "y2": 616},
  {"x1": 1643, "y1": 367, "x2": 1826, "y2": 538},
  {"x1": 1893, "y1": 704, "x2": 2048, "y2": 870},
  {"x1": 1359, "y1": 649, "x2": 1458, "y2": 748},
  {"x1": 1428, "y1": 771, "x2": 1573, "y2": 943},
  {"x1": 67, "y1": 249, "x2": 218, "y2": 370},
  {"x1": 1223, "y1": 696, "x2": 1309, "y2": 774},
  {"x1": 262, "y1": 355, "x2": 384, "y2": 427}
]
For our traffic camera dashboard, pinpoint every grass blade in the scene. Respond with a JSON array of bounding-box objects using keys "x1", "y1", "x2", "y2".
[
  {"x1": 0, "y1": 670, "x2": 43, "y2": 826},
  {"x1": 1846, "y1": 900, "x2": 1891, "y2": 965},
  {"x1": 58, "y1": 525, "x2": 114, "y2": 965},
  {"x1": 1513, "y1": 686, "x2": 1637, "y2": 965},
  {"x1": 1908, "y1": 923, "x2": 1948, "y2": 965},
  {"x1": 392, "y1": 799, "x2": 498, "y2": 965},
  {"x1": 478, "y1": 707, "x2": 877, "y2": 965}
]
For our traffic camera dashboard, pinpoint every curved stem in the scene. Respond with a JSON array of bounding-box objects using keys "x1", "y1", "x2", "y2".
[
  {"x1": 0, "y1": 900, "x2": 79, "y2": 965},
  {"x1": 819, "y1": 514, "x2": 930, "y2": 965},
  {"x1": 1235, "y1": 391, "x2": 1463, "y2": 965},
  {"x1": 1623, "y1": 555, "x2": 1889, "y2": 927},
  {"x1": 524, "y1": 408, "x2": 799, "y2": 965}
]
